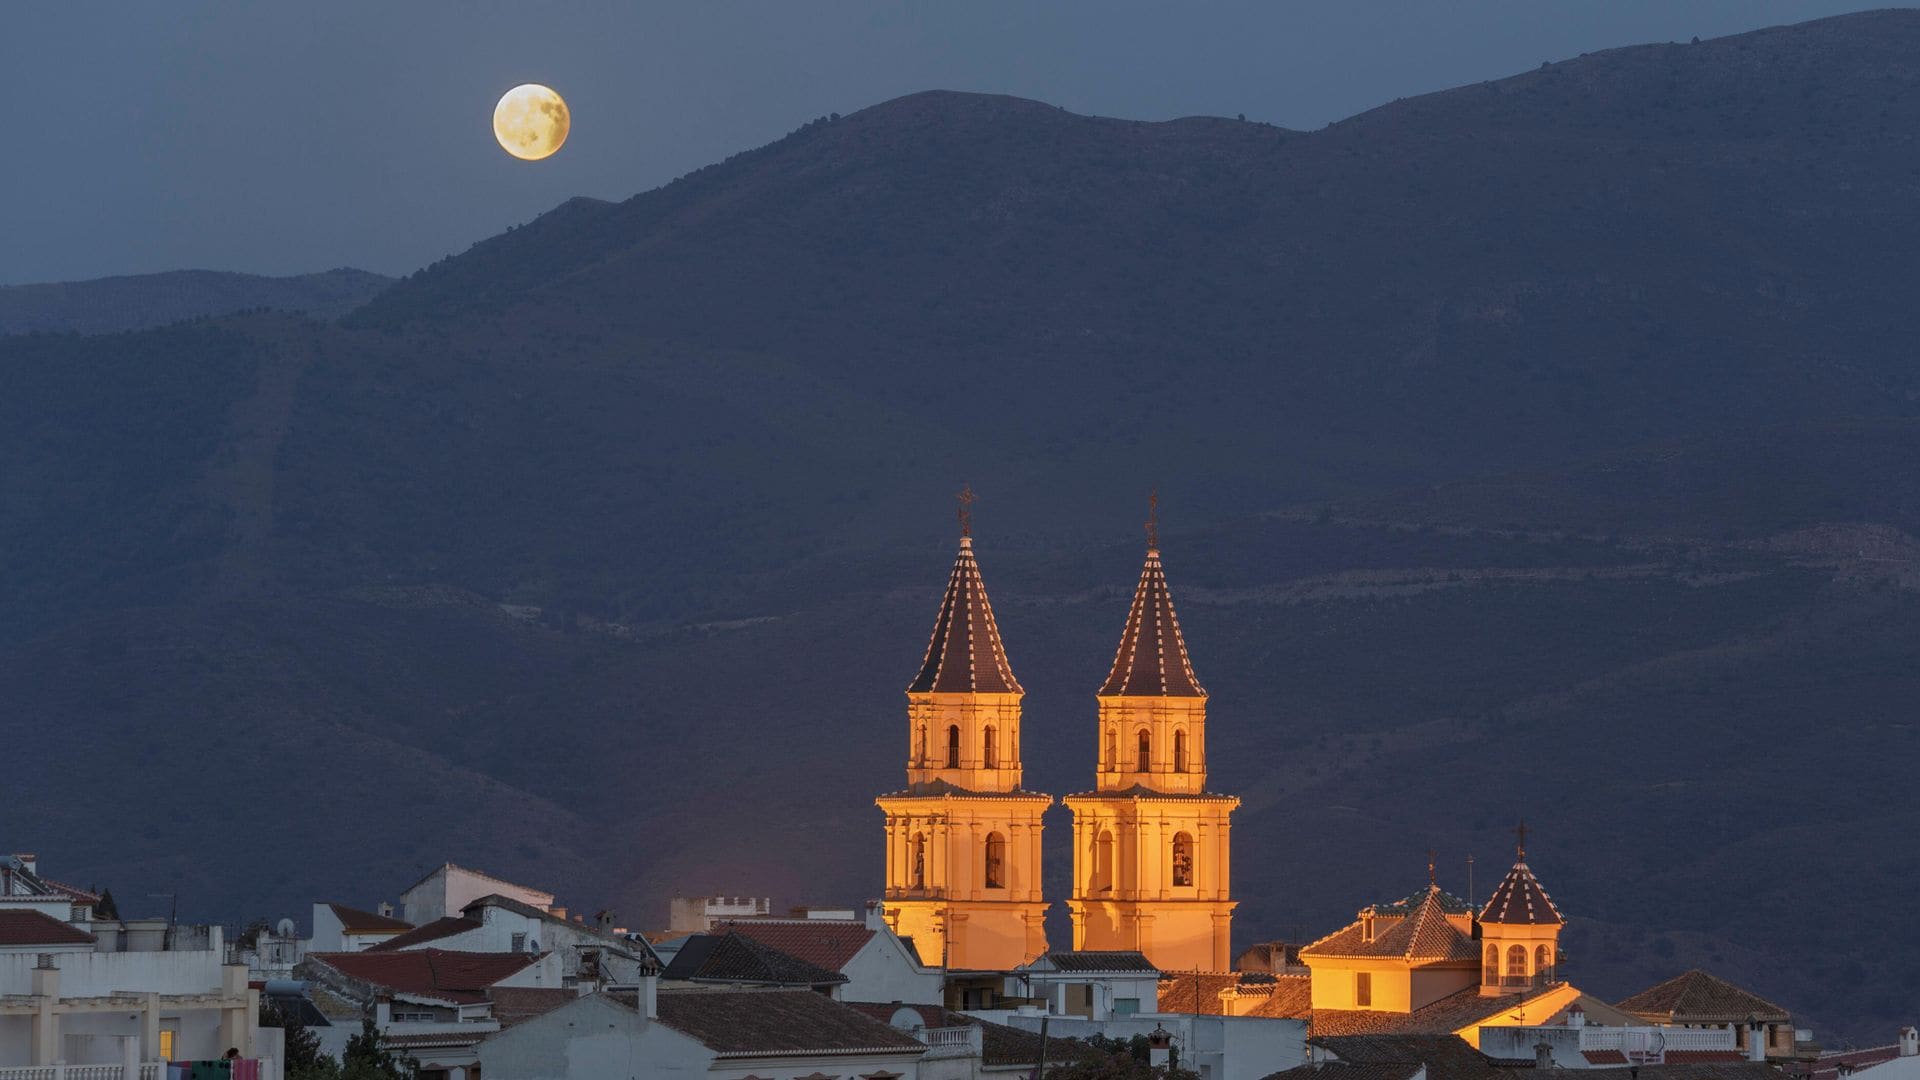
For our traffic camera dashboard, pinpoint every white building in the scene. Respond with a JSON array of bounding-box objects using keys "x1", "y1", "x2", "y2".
[
  {"x1": 1016, "y1": 950, "x2": 1162, "y2": 1020},
  {"x1": 399, "y1": 865, "x2": 554, "y2": 927},
  {"x1": 0, "y1": 909, "x2": 267, "y2": 1073},
  {"x1": 716, "y1": 903, "x2": 941, "y2": 1005},
  {"x1": 479, "y1": 982, "x2": 928, "y2": 1080},
  {"x1": 989, "y1": 1009, "x2": 1306, "y2": 1080},
  {"x1": 365, "y1": 893, "x2": 658, "y2": 990},
  {"x1": 666, "y1": 896, "x2": 770, "y2": 934}
]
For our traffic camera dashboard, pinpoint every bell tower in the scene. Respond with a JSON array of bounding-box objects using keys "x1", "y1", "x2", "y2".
[
  {"x1": 1066, "y1": 512, "x2": 1238, "y2": 971},
  {"x1": 1478, "y1": 825, "x2": 1564, "y2": 996},
  {"x1": 877, "y1": 495, "x2": 1050, "y2": 970}
]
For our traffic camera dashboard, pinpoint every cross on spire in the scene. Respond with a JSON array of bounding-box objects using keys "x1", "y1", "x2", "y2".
[
  {"x1": 957, "y1": 484, "x2": 977, "y2": 538},
  {"x1": 1514, "y1": 820, "x2": 1530, "y2": 859},
  {"x1": 1145, "y1": 488, "x2": 1160, "y2": 550}
]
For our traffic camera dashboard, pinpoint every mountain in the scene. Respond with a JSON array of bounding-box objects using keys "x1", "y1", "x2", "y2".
[
  {"x1": 0, "y1": 268, "x2": 392, "y2": 335},
  {"x1": 3, "y1": 11, "x2": 1918, "y2": 1042}
]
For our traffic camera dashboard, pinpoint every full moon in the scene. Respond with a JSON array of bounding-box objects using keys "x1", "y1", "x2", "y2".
[{"x1": 492, "y1": 84, "x2": 570, "y2": 161}]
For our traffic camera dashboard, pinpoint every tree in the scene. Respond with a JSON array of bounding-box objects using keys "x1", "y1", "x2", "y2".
[
  {"x1": 340, "y1": 1018, "x2": 417, "y2": 1080},
  {"x1": 1045, "y1": 1035, "x2": 1201, "y2": 1080},
  {"x1": 258, "y1": 997, "x2": 333, "y2": 1080},
  {"x1": 94, "y1": 887, "x2": 120, "y2": 920}
]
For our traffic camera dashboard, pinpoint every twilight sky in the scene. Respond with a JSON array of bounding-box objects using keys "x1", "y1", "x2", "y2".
[{"x1": 2, "y1": 1, "x2": 1909, "y2": 285}]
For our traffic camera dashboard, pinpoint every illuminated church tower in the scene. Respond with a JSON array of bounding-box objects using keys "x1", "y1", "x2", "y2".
[
  {"x1": 877, "y1": 496, "x2": 1051, "y2": 969},
  {"x1": 1066, "y1": 510, "x2": 1239, "y2": 971}
]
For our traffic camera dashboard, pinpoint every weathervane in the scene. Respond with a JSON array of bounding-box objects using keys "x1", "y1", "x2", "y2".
[
  {"x1": 957, "y1": 484, "x2": 977, "y2": 539},
  {"x1": 1146, "y1": 488, "x2": 1160, "y2": 550},
  {"x1": 1515, "y1": 820, "x2": 1530, "y2": 859}
]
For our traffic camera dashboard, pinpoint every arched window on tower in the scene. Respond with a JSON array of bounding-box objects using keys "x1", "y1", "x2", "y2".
[
  {"x1": 1174, "y1": 729, "x2": 1189, "y2": 773},
  {"x1": 1105, "y1": 729, "x2": 1117, "y2": 772},
  {"x1": 1137, "y1": 730, "x2": 1152, "y2": 772},
  {"x1": 1483, "y1": 945, "x2": 1499, "y2": 984},
  {"x1": 1535, "y1": 944, "x2": 1553, "y2": 981},
  {"x1": 910, "y1": 833, "x2": 927, "y2": 890},
  {"x1": 983, "y1": 725, "x2": 997, "y2": 769},
  {"x1": 946, "y1": 725, "x2": 961, "y2": 769},
  {"x1": 985, "y1": 832, "x2": 1006, "y2": 888},
  {"x1": 1506, "y1": 944, "x2": 1528, "y2": 983},
  {"x1": 1091, "y1": 830, "x2": 1115, "y2": 892},
  {"x1": 915, "y1": 724, "x2": 927, "y2": 765},
  {"x1": 1172, "y1": 832, "x2": 1194, "y2": 887}
]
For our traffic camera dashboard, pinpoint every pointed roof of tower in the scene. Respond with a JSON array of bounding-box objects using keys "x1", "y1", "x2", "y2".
[
  {"x1": 1480, "y1": 857, "x2": 1563, "y2": 926},
  {"x1": 908, "y1": 537, "x2": 1023, "y2": 695},
  {"x1": 1100, "y1": 547, "x2": 1205, "y2": 697}
]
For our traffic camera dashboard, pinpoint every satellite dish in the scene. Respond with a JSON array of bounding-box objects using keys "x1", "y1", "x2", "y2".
[{"x1": 527, "y1": 938, "x2": 540, "y2": 953}]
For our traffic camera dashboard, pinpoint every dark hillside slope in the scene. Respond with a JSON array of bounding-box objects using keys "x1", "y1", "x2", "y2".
[{"x1": 3, "y1": 11, "x2": 1920, "y2": 1044}]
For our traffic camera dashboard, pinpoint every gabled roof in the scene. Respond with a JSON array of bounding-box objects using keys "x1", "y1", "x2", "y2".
[
  {"x1": 364, "y1": 916, "x2": 482, "y2": 952},
  {"x1": 488, "y1": 986, "x2": 580, "y2": 1027},
  {"x1": 639, "y1": 988, "x2": 924, "y2": 1056},
  {"x1": 399, "y1": 863, "x2": 554, "y2": 906},
  {"x1": 714, "y1": 919, "x2": 875, "y2": 972},
  {"x1": 1479, "y1": 859, "x2": 1562, "y2": 926},
  {"x1": 1036, "y1": 949, "x2": 1158, "y2": 973},
  {"x1": 1247, "y1": 974, "x2": 1314, "y2": 1019},
  {"x1": 306, "y1": 949, "x2": 539, "y2": 1004},
  {"x1": 907, "y1": 537, "x2": 1022, "y2": 694},
  {"x1": 661, "y1": 931, "x2": 848, "y2": 987},
  {"x1": 1100, "y1": 548, "x2": 1205, "y2": 697},
  {"x1": 1310, "y1": 982, "x2": 1569, "y2": 1038},
  {"x1": 1301, "y1": 886, "x2": 1478, "y2": 964},
  {"x1": 1616, "y1": 969, "x2": 1792, "y2": 1024},
  {"x1": 326, "y1": 903, "x2": 413, "y2": 933},
  {"x1": 0, "y1": 909, "x2": 95, "y2": 946}
]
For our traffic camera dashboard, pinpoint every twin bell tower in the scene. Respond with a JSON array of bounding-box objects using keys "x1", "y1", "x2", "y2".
[{"x1": 877, "y1": 492, "x2": 1240, "y2": 972}]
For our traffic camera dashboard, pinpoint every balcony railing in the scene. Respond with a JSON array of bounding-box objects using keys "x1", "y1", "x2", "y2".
[
  {"x1": 919, "y1": 1025, "x2": 984, "y2": 1059},
  {"x1": 0, "y1": 1066, "x2": 170, "y2": 1080}
]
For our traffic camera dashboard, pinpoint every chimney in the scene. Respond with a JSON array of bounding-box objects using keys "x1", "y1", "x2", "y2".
[
  {"x1": 1568, "y1": 1004, "x2": 1586, "y2": 1028},
  {"x1": 376, "y1": 902, "x2": 395, "y2": 919},
  {"x1": 1148, "y1": 1026, "x2": 1173, "y2": 1069},
  {"x1": 639, "y1": 961, "x2": 659, "y2": 1020},
  {"x1": 865, "y1": 900, "x2": 887, "y2": 931},
  {"x1": 549, "y1": 906, "x2": 567, "y2": 921},
  {"x1": 1535, "y1": 1041, "x2": 1555, "y2": 1070},
  {"x1": 1746, "y1": 1018, "x2": 1767, "y2": 1063},
  {"x1": 1898, "y1": 1027, "x2": 1916, "y2": 1057}
]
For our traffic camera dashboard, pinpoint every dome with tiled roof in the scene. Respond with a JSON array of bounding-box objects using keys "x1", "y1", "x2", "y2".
[
  {"x1": 1099, "y1": 547, "x2": 1205, "y2": 697},
  {"x1": 1480, "y1": 857, "x2": 1563, "y2": 926},
  {"x1": 908, "y1": 536, "x2": 1022, "y2": 695}
]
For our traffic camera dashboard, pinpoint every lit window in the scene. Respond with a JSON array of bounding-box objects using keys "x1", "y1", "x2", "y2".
[
  {"x1": 1507, "y1": 944, "x2": 1527, "y2": 979},
  {"x1": 158, "y1": 1030, "x2": 176, "y2": 1061}
]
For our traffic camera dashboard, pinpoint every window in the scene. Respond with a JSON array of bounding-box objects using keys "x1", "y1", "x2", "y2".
[
  {"x1": 946, "y1": 725, "x2": 961, "y2": 769},
  {"x1": 1507, "y1": 944, "x2": 1528, "y2": 979},
  {"x1": 911, "y1": 833, "x2": 927, "y2": 888},
  {"x1": 1137, "y1": 730, "x2": 1151, "y2": 772},
  {"x1": 1484, "y1": 944, "x2": 1499, "y2": 983},
  {"x1": 1535, "y1": 944, "x2": 1552, "y2": 978},
  {"x1": 1355, "y1": 972, "x2": 1372, "y2": 1008},
  {"x1": 985, "y1": 832, "x2": 1007, "y2": 888},
  {"x1": 1105, "y1": 729, "x2": 1117, "y2": 771},
  {"x1": 1091, "y1": 831, "x2": 1115, "y2": 892},
  {"x1": 1114, "y1": 997, "x2": 1141, "y2": 1016},
  {"x1": 511, "y1": 932, "x2": 526, "y2": 952},
  {"x1": 1172, "y1": 832, "x2": 1194, "y2": 887},
  {"x1": 983, "y1": 725, "x2": 997, "y2": 768},
  {"x1": 158, "y1": 1030, "x2": 176, "y2": 1061},
  {"x1": 1174, "y1": 729, "x2": 1189, "y2": 772},
  {"x1": 915, "y1": 724, "x2": 927, "y2": 765}
]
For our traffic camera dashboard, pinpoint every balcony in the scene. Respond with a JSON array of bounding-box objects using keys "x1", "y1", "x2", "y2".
[{"x1": 918, "y1": 1025, "x2": 984, "y2": 1060}]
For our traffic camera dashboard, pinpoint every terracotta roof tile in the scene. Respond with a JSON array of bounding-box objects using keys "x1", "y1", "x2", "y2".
[
  {"x1": 364, "y1": 916, "x2": 482, "y2": 952},
  {"x1": 647, "y1": 988, "x2": 925, "y2": 1055},
  {"x1": 1100, "y1": 548, "x2": 1205, "y2": 697},
  {"x1": 1302, "y1": 887, "x2": 1478, "y2": 964},
  {"x1": 1310, "y1": 983, "x2": 1568, "y2": 1038},
  {"x1": 307, "y1": 949, "x2": 538, "y2": 1004},
  {"x1": 0, "y1": 909, "x2": 94, "y2": 946},
  {"x1": 327, "y1": 903, "x2": 413, "y2": 933},
  {"x1": 715, "y1": 920, "x2": 875, "y2": 972},
  {"x1": 661, "y1": 931, "x2": 848, "y2": 986},
  {"x1": 1246, "y1": 974, "x2": 1314, "y2": 1019},
  {"x1": 908, "y1": 537, "x2": 1022, "y2": 694},
  {"x1": 1616, "y1": 970, "x2": 1792, "y2": 1024},
  {"x1": 1041, "y1": 949, "x2": 1158, "y2": 972}
]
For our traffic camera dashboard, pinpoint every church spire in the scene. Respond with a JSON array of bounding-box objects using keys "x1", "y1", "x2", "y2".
[
  {"x1": 908, "y1": 525, "x2": 1022, "y2": 696},
  {"x1": 1099, "y1": 535, "x2": 1205, "y2": 698}
]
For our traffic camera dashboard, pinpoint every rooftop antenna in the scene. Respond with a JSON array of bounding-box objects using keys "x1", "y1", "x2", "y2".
[
  {"x1": 1467, "y1": 854, "x2": 1476, "y2": 909},
  {"x1": 1146, "y1": 488, "x2": 1160, "y2": 550},
  {"x1": 956, "y1": 484, "x2": 976, "y2": 539}
]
